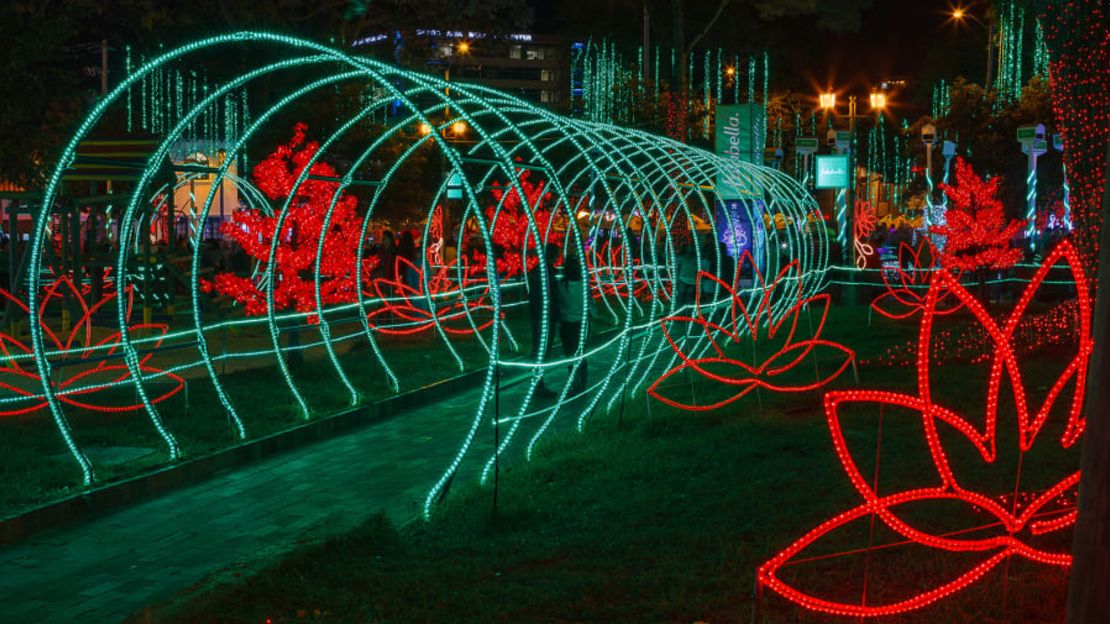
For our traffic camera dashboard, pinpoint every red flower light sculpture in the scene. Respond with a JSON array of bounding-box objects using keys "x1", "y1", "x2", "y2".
[
  {"x1": 871, "y1": 238, "x2": 964, "y2": 320},
  {"x1": 647, "y1": 254, "x2": 855, "y2": 411},
  {"x1": 587, "y1": 241, "x2": 651, "y2": 301},
  {"x1": 853, "y1": 200, "x2": 877, "y2": 270},
  {"x1": 0, "y1": 277, "x2": 184, "y2": 416},
  {"x1": 365, "y1": 256, "x2": 496, "y2": 336},
  {"x1": 757, "y1": 241, "x2": 1091, "y2": 617}
]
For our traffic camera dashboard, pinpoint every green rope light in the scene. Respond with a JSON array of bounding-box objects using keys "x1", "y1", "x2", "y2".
[{"x1": 26, "y1": 33, "x2": 826, "y2": 517}]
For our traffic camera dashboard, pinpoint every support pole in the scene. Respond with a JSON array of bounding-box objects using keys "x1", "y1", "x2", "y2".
[
  {"x1": 492, "y1": 362, "x2": 501, "y2": 521},
  {"x1": 924, "y1": 142, "x2": 935, "y2": 231},
  {"x1": 1025, "y1": 152, "x2": 1040, "y2": 250},
  {"x1": 835, "y1": 188, "x2": 849, "y2": 265}
]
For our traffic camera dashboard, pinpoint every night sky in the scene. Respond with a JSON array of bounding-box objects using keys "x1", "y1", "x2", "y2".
[
  {"x1": 536, "y1": 0, "x2": 993, "y2": 115},
  {"x1": 781, "y1": 0, "x2": 992, "y2": 114},
  {"x1": 798, "y1": 0, "x2": 990, "y2": 87}
]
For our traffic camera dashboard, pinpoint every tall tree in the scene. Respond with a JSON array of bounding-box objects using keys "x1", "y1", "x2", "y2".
[
  {"x1": 1042, "y1": 0, "x2": 1110, "y2": 275},
  {"x1": 1040, "y1": 3, "x2": 1110, "y2": 622}
]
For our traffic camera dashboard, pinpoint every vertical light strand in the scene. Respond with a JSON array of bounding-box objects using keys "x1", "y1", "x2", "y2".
[
  {"x1": 703, "y1": 50, "x2": 711, "y2": 139},
  {"x1": 241, "y1": 87, "x2": 249, "y2": 172},
  {"x1": 762, "y1": 51, "x2": 769, "y2": 104},
  {"x1": 733, "y1": 53, "x2": 740, "y2": 104},
  {"x1": 1033, "y1": 17, "x2": 1049, "y2": 77},
  {"x1": 125, "y1": 46, "x2": 133, "y2": 132},
  {"x1": 140, "y1": 54, "x2": 147, "y2": 131},
  {"x1": 715, "y1": 47, "x2": 722, "y2": 107},
  {"x1": 748, "y1": 56, "x2": 756, "y2": 104}
]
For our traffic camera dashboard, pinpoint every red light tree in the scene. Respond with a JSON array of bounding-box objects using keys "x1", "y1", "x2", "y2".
[
  {"x1": 477, "y1": 168, "x2": 562, "y2": 277},
  {"x1": 1043, "y1": 5, "x2": 1110, "y2": 619},
  {"x1": 201, "y1": 123, "x2": 377, "y2": 316},
  {"x1": 1043, "y1": 0, "x2": 1110, "y2": 276},
  {"x1": 932, "y1": 158, "x2": 1024, "y2": 295}
]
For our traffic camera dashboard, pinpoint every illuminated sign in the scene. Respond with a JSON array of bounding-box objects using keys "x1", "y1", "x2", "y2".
[{"x1": 815, "y1": 154, "x2": 850, "y2": 189}]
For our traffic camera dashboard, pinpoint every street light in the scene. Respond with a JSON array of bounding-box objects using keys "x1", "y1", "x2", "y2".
[
  {"x1": 950, "y1": 6, "x2": 995, "y2": 90},
  {"x1": 444, "y1": 39, "x2": 472, "y2": 116},
  {"x1": 451, "y1": 120, "x2": 467, "y2": 136},
  {"x1": 869, "y1": 91, "x2": 886, "y2": 111},
  {"x1": 418, "y1": 122, "x2": 433, "y2": 135},
  {"x1": 819, "y1": 92, "x2": 837, "y2": 111}
]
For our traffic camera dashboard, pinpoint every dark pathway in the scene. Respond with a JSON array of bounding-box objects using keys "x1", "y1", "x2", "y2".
[{"x1": 0, "y1": 335, "x2": 653, "y2": 623}]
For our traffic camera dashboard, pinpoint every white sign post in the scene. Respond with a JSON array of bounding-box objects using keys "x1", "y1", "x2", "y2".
[{"x1": 1018, "y1": 124, "x2": 1047, "y2": 251}]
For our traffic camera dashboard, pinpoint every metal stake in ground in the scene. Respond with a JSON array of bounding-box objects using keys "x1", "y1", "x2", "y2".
[{"x1": 492, "y1": 361, "x2": 501, "y2": 521}]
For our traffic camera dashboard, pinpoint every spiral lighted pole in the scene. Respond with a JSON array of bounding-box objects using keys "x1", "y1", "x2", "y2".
[
  {"x1": 1018, "y1": 123, "x2": 1047, "y2": 252},
  {"x1": 22, "y1": 34, "x2": 827, "y2": 514}
]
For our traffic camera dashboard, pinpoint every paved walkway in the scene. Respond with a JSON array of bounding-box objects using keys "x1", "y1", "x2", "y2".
[{"x1": 0, "y1": 331, "x2": 652, "y2": 623}]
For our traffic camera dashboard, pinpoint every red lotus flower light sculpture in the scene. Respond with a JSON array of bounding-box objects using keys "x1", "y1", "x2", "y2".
[
  {"x1": 0, "y1": 277, "x2": 185, "y2": 416},
  {"x1": 365, "y1": 256, "x2": 496, "y2": 336},
  {"x1": 757, "y1": 240, "x2": 1091, "y2": 617},
  {"x1": 853, "y1": 200, "x2": 877, "y2": 270},
  {"x1": 871, "y1": 238, "x2": 964, "y2": 320},
  {"x1": 587, "y1": 241, "x2": 651, "y2": 301},
  {"x1": 647, "y1": 253, "x2": 855, "y2": 411}
]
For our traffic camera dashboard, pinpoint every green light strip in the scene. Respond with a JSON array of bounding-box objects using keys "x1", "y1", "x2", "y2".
[{"x1": 27, "y1": 33, "x2": 825, "y2": 515}]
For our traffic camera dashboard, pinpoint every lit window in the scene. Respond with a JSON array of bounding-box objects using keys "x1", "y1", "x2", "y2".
[
  {"x1": 509, "y1": 45, "x2": 522, "y2": 59},
  {"x1": 541, "y1": 69, "x2": 555, "y2": 82}
]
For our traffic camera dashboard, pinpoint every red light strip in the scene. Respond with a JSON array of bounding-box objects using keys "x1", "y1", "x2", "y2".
[
  {"x1": 364, "y1": 256, "x2": 496, "y2": 336},
  {"x1": 0, "y1": 276, "x2": 184, "y2": 416},
  {"x1": 757, "y1": 241, "x2": 1090, "y2": 617},
  {"x1": 648, "y1": 252, "x2": 855, "y2": 410},
  {"x1": 870, "y1": 238, "x2": 964, "y2": 320}
]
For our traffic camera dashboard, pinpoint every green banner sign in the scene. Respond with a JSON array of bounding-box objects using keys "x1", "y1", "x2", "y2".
[{"x1": 715, "y1": 103, "x2": 766, "y2": 200}]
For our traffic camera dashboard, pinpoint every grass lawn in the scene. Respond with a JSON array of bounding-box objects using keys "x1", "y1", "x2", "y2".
[
  {"x1": 144, "y1": 302, "x2": 1078, "y2": 623},
  {"x1": 0, "y1": 306, "x2": 550, "y2": 518}
]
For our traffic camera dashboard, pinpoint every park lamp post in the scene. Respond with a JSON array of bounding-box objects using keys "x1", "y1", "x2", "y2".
[{"x1": 819, "y1": 88, "x2": 889, "y2": 274}]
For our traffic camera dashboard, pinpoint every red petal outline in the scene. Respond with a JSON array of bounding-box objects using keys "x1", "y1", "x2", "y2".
[{"x1": 759, "y1": 241, "x2": 1090, "y2": 618}]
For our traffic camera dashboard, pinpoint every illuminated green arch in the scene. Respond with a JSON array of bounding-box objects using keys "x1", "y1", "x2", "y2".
[{"x1": 26, "y1": 32, "x2": 828, "y2": 516}]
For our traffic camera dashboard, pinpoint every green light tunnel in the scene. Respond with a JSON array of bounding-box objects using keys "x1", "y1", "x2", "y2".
[{"x1": 23, "y1": 33, "x2": 828, "y2": 515}]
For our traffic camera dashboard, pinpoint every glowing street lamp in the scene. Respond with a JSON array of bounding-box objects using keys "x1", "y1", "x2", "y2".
[
  {"x1": 418, "y1": 122, "x2": 433, "y2": 135},
  {"x1": 456, "y1": 41, "x2": 470, "y2": 55},
  {"x1": 819, "y1": 92, "x2": 837, "y2": 111},
  {"x1": 949, "y1": 6, "x2": 995, "y2": 90},
  {"x1": 869, "y1": 91, "x2": 887, "y2": 111},
  {"x1": 451, "y1": 120, "x2": 467, "y2": 136}
]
